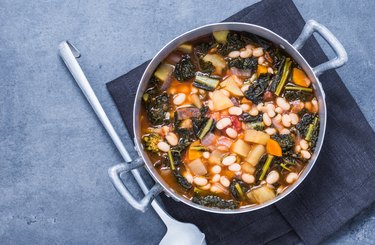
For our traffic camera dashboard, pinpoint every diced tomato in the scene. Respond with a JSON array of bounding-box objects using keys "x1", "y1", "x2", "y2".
[{"x1": 230, "y1": 116, "x2": 242, "y2": 132}]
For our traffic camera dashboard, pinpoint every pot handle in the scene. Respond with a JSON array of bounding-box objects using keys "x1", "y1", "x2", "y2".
[
  {"x1": 108, "y1": 158, "x2": 164, "y2": 212},
  {"x1": 293, "y1": 20, "x2": 348, "y2": 76}
]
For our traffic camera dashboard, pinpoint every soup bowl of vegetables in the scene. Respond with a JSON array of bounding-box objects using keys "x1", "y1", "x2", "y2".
[{"x1": 109, "y1": 20, "x2": 347, "y2": 213}]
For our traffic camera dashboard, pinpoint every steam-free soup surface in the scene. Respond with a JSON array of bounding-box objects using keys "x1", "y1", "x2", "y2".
[{"x1": 140, "y1": 30, "x2": 320, "y2": 209}]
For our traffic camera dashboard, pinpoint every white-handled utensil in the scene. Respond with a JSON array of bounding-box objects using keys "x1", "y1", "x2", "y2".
[{"x1": 58, "y1": 41, "x2": 206, "y2": 245}]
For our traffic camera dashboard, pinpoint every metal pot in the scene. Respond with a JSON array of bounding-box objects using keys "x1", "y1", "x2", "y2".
[{"x1": 108, "y1": 20, "x2": 347, "y2": 214}]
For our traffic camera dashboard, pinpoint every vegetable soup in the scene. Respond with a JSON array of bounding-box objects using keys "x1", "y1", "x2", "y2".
[{"x1": 140, "y1": 30, "x2": 320, "y2": 209}]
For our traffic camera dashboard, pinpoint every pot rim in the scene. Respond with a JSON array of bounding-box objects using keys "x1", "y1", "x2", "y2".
[{"x1": 133, "y1": 22, "x2": 327, "y2": 214}]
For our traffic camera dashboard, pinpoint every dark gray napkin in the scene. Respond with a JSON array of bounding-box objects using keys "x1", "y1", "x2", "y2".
[{"x1": 106, "y1": 0, "x2": 375, "y2": 244}]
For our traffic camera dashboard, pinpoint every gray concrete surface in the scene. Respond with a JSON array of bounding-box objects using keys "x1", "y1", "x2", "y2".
[{"x1": 0, "y1": 0, "x2": 374, "y2": 244}]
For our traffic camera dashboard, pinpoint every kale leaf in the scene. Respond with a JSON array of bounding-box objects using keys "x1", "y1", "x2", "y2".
[
  {"x1": 174, "y1": 55, "x2": 196, "y2": 81},
  {"x1": 284, "y1": 90, "x2": 314, "y2": 102},
  {"x1": 272, "y1": 134, "x2": 295, "y2": 153},
  {"x1": 228, "y1": 57, "x2": 258, "y2": 72},
  {"x1": 192, "y1": 194, "x2": 239, "y2": 209},
  {"x1": 173, "y1": 170, "x2": 192, "y2": 190},
  {"x1": 296, "y1": 113, "x2": 314, "y2": 137},
  {"x1": 142, "y1": 91, "x2": 170, "y2": 126},
  {"x1": 199, "y1": 59, "x2": 215, "y2": 74},
  {"x1": 244, "y1": 74, "x2": 270, "y2": 104},
  {"x1": 229, "y1": 179, "x2": 249, "y2": 201},
  {"x1": 217, "y1": 32, "x2": 245, "y2": 56}
]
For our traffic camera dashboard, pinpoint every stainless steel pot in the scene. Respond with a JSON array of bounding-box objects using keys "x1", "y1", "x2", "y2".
[{"x1": 108, "y1": 20, "x2": 347, "y2": 214}]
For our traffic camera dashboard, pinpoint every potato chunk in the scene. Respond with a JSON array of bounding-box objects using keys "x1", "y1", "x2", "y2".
[
  {"x1": 231, "y1": 139, "x2": 251, "y2": 157},
  {"x1": 203, "y1": 54, "x2": 226, "y2": 75},
  {"x1": 245, "y1": 144, "x2": 265, "y2": 166},
  {"x1": 188, "y1": 158, "x2": 207, "y2": 176},
  {"x1": 247, "y1": 185, "x2": 276, "y2": 204},
  {"x1": 212, "y1": 90, "x2": 234, "y2": 111},
  {"x1": 244, "y1": 129, "x2": 270, "y2": 145}
]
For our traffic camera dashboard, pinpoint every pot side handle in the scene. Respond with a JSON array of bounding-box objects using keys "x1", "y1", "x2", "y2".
[
  {"x1": 108, "y1": 159, "x2": 164, "y2": 212},
  {"x1": 293, "y1": 20, "x2": 348, "y2": 76}
]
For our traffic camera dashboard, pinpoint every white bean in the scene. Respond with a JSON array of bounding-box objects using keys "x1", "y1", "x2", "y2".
[
  {"x1": 280, "y1": 128, "x2": 290, "y2": 135},
  {"x1": 265, "y1": 127, "x2": 277, "y2": 135},
  {"x1": 258, "y1": 56, "x2": 265, "y2": 64},
  {"x1": 165, "y1": 132, "x2": 178, "y2": 146},
  {"x1": 229, "y1": 163, "x2": 241, "y2": 172},
  {"x1": 301, "y1": 150, "x2": 311, "y2": 159},
  {"x1": 216, "y1": 117, "x2": 232, "y2": 130},
  {"x1": 289, "y1": 113, "x2": 299, "y2": 125},
  {"x1": 222, "y1": 155, "x2": 236, "y2": 166},
  {"x1": 276, "y1": 97, "x2": 290, "y2": 111},
  {"x1": 286, "y1": 172, "x2": 299, "y2": 184},
  {"x1": 267, "y1": 67, "x2": 274, "y2": 74},
  {"x1": 282, "y1": 114, "x2": 291, "y2": 128},
  {"x1": 191, "y1": 87, "x2": 198, "y2": 94},
  {"x1": 267, "y1": 107, "x2": 276, "y2": 118},
  {"x1": 245, "y1": 44, "x2": 255, "y2": 50},
  {"x1": 263, "y1": 113, "x2": 272, "y2": 126},
  {"x1": 157, "y1": 141, "x2": 170, "y2": 152},
  {"x1": 210, "y1": 184, "x2": 222, "y2": 193},
  {"x1": 252, "y1": 47, "x2": 264, "y2": 57},
  {"x1": 274, "y1": 114, "x2": 282, "y2": 123},
  {"x1": 240, "y1": 49, "x2": 252, "y2": 58},
  {"x1": 173, "y1": 93, "x2": 186, "y2": 105},
  {"x1": 228, "y1": 50, "x2": 240, "y2": 58},
  {"x1": 300, "y1": 139, "x2": 309, "y2": 150},
  {"x1": 194, "y1": 177, "x2": 208, "y2": 186},
  {"x1": 242, "y1": 173, "x2": 255, "y2": 184},
  {"x1": 266, "y1": 170, "x2": 280, "y2": 184},
  {"x1": 200, "y1": 183, "x2": 211, "y2": 190},
  {"x1": 295, "y1": 145, "x2": 301, "y2": 153},
  {"x1": 240, "y1": 104, "x2": 250, "y2": 112},
  {"x1": 212, "y1": 174, "x2": 221, "y2": 182},
  {"x1": 257, "y1": 102, "x2": 265, "y2": 111},
  {"x1": 220, "y1": 176, "x2": 230, "y2": 187},
  {"x1": 162, "y1": 125, "x2": 170, "y2": 135},
  {"x1": 249, "y1": 105, "x2": 259, "y2": 116},
  {"x1": 228, "y1": 106, "x2": 243, "y2": 116},
  {"x1": 275, "y1": 107, "x2": 283, "y2": 114},
  {"x1": 203, "y1": 151, "x2": 210, "y2": 159},
  {"x1": 211, "y1": 165, "x2": 222, "y2": 174},
  {"x1": 226, "y1": 127, "x2": 238, "y2": 139},
  {"x1": 183, "y1": 172, "x2": 193, "y2": 184}
]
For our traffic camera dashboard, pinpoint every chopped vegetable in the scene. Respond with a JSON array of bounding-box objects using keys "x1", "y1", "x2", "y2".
[
  {"x1": 213, "y1": 30, "x2": 230, "y2": 44},
  {"x1": 217, "y1": 32, "x2": 245, "y2": 56},
  {"x1": 305, "y1": 117, "x2": 319, "y2": 145},
  {"x1": 187, "y1": 158, "x2": 207, "y2": 176},
  {"x1": 212, "y1": 90, "x2": 234, "y2": 111},
  {"x1": 229, "y1": 179, "x2": 249, "y2": 200},
  {"x1": 280, "y1": 163, "x2": 292, "y2": 171},
  {"x1": 197, "y1": 118, "x2": 215, "y2": 140},
  {"x1": 188, "y1": 141, "x2": 203, "y2": 160},
  {"x1": 142, "y1": 133, "x2": 162, "y2": 153},
  {"x1": 257, "y1": 65, "x2": 268, "y2": 77},
  {"x1": 228, "y1": 57, "x2": 258, "y2": 72},
  {"x1": 285, "y1": 85, "x2": 313, "y2": 93},
  {"x1": 154, "y1": 63, "x2": 174, "y2": 83},
  {"x1": 274, "y1": 58, "x2": 292, "y2": 96},
  {"x1": 202, "y1": 54, "x2": 226, "y2": 74},
  {"x1": 259, "y1": 154, "x2": 274, "y2": 180},
  {"x1": 244, "y1": 74, "x2": 270, "y2": 104},
  {"x1": 244, "y1": 129, "x2": 270, "y2": 145},
  {"x1": 174, "y1": 55, "x2": 196, "y2": 81},
  {"x1": 245, "y1": 144, "x2": 266, "y2": 166},
  {"x1": 247, "y1": 185, "x2": 276, "y2": 204},
  {"x1": 177, "y1": 43, "x2": 193, "y2": 53},
  {"x1": 231, "y1": 139, "x2": 252, "y2": 157},
  {"x1": 193, "y1": 74, "x2": 220, "y2": 91},
  {"x1": 175, "y1": 107, "x2": 201, "y2": 120},
  {"x1": 266, "y1": 139, "x2": 282, "y2": 157},
  {"x1": 271, "y1": 134, "x2": 295, "y2": 153},
  {"x1": 192, "y1": 194, "x2": 239, "y2": 209},
  {"x1": 292, "y1": 68, "x2": 311, "y2": 87}
]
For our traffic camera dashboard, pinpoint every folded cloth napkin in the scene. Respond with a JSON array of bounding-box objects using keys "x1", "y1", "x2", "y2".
[{"x1": 107, "y1": 0, "x2": 375, "y2": 244}]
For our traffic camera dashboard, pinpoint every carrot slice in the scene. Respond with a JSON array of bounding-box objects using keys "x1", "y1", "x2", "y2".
[
  {"x1": 292, "y1": 68, "x2": 311, "y2": 87},
  {"x1": 188, "y1": 141, "x2": 203, "y2": 160},
  {"x1": 266, "y1": 139, "x2": 282, "y2": 157},
  {"x1": 257, "y1": 65, "x2": 268, "y2": 77}
]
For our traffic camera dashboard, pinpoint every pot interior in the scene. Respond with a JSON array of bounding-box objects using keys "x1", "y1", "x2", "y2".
[{"x1": 133, "y1": 22, "x2": 327, "y2": 214}]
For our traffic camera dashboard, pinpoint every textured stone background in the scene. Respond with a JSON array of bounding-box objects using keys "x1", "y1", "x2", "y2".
[{"x1": 1, "y1": 0, "x2": 374, "y2": 244}]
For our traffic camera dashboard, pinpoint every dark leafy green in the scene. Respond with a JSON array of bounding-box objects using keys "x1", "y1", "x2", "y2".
[
  {"x1": 174, "y1": 55, "x2": 196, "y2": 81},
  {"x1": 228, "y1": 57, "x2": 258, "y2": 72},
  {"x1": 271, "y1": 134, "x2": 295, "y2": 153},
  {"x1": 217, "y1": 32, "x2": 245, "y2": 56},
  {"x1": 244, "y1": 74, "x2": 270, "y2": 104},
  {"x1": 173, "y1": 170, "x2": 193, "y2": 190},
  {"x1": 199, "y1": 59, "x2": 215, "y2": 74},
  {"x1": 192, "y1": 194, "x2": 239, "y2": 209},
  {"x1": 142, "y1": 91, "x2": 170, "y2": 126},
  {"x1": 229, "y1": 179, "x2": 249, "y2": 201}
]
